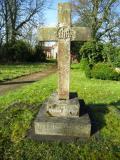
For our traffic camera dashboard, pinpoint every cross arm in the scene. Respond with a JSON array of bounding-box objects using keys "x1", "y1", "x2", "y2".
[
  {"x1": 71, "y1": 27, "x2": 91, "y2": 41},
  {"x1": 37, "y1": 27, "x2": 58, "y2": 41}
]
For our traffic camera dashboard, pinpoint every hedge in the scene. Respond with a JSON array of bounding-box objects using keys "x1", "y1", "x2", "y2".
[{"x1": 91, "y1": 63, "x2": 120, "y2": 81}]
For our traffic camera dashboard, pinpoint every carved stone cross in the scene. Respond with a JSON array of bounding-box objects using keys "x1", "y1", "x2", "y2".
[{"x1": 38, "y1": 3, "x2": 91, "y2": 100}]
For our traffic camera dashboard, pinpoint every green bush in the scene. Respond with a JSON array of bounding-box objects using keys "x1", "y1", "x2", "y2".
[
  {"x1": 80, "y1": 58, "x2": 92, "y2": 78},
  {"x1": 80, "y1": 58, "x2": 89, "y2": 70},
  {"x1": 71, "y1": 41, "x2": 84, "y2": 61},
  {"x1": 113, "y1": 48, "x2": 120, "y2": 67},
  {"x1": 34, "y1": 44, "x2": 46, "y2": 62},
  {"x1": 91, "y1": 63, "x2": 120, "y2": 81},
  {"x1": 102, "y1": 43, "x2": 116, "y2": 64},
  {"x1": 11, "y1": 40, "x2": 32, "y2": 61},
  {"x1": 102, "y1": 43, "x2": 120, "y2": 68},
  {"x1": 85, "y1": 64, "x2": 92, "y2": 78},
  {"x1": 80, "y1": 41, "x2": 103, "y2": 64},
  {"x1": 0, "y1": 40, "x2": 46, "y2": 63},
  {"x1": 0, "y1": 40, "x2": 32, "y2": 62}
]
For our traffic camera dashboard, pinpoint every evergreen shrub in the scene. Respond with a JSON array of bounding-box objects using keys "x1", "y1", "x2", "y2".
[
  {"x1": 0, "y1": 40, "x2": 46, "y2": 63},
  {"x1": 91, "y1": 63, "x2": 120, "y2": 81},
  {"x1": 80, "y1": 58, "x2": 92, "y2": 78}
]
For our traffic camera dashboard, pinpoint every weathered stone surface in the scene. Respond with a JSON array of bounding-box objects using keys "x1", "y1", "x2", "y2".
[
  {"x1": 58, "y1": 39, "x2": 70, "y2": 100},
  {"x1": 37, "y1": 26, "x2": 91, "y2": 42},
  {"x1": 45, "y1": 93, "x2": 80, "y2": 117},
  {"x1": 37, "y1": 27, "x2": 57, "y2": 41},
  {"x1": 72, "y1": 27, "x2": 91, "y2": 41},
  {"x1": 58, "y1": 3, "x2": 71, "y2": 26},
  {"x1": 37, "y1": 3, "x2": 91, "y2": 100},
  {"x1": 31, "y1": 2, "x2": 92, "y2": 141},
  {"x1": 34, "y1": 104, "x2": 91, "y2": 138},
  {"x1": 57, "y1": 3, "x2": 71, "y2": 100}
]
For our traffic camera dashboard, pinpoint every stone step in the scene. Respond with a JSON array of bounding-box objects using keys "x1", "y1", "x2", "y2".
[
  {"x1": 32, "y1": 105, "x2": 91, "y2": 140},
  {"x1": 28, "y1": 93, "x2": 91, "y2": 142},
  {"x1": 45, "y1": 92, "x2": 80, "y2": 118}
]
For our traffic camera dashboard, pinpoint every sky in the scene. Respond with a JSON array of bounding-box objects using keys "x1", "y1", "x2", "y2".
[
  {"x1": 44, "y1": 0, "x2": 120, "y2": 26},
  {"x1": 44, "y1": 0, "x2": 71, "y2": 46},
  {"x1": 44, "y1": 0, "x2": 71, "y2": 26},
  {"x1": 43, "y1": 0, "x2": 120, "y2": 46}
]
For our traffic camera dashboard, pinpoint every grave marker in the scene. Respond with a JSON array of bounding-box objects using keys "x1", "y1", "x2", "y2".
[
  {"x1": 30, "y1": 3, "x2": 91, "y2": 141},
  {"x1": 38, "y1": 3, "x2": 91, "y2": 100}
]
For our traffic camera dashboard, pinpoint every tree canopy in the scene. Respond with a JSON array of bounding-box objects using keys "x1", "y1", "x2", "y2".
[
  {"x1": 0, "y1": 0, "x2": 48, "y2": 44},
  {"x1": 72, "y1": 0, "x2": 120, "y2": 45}
]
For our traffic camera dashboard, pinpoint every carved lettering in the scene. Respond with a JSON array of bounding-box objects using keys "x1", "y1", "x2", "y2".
[{"x1": 57, "y1": 27, "x2": 75, "y2": 39}]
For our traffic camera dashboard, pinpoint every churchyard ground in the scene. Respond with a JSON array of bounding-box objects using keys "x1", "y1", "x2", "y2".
[
  {"x1": 0, "y1": 63, "x2": 120, "y2": 160},
  {"x1": 0, "y1": 62, "x2": 55, "y2": 82}
]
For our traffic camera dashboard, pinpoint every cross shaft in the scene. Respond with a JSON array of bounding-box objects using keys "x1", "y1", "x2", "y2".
[{"x1": 37, "y1": 3, "x2": 91, "y2": 100}]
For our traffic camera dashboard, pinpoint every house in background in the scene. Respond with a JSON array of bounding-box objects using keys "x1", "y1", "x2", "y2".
[
  {"x1": 43, "y1": 43, "x2": 79, "y2": 63},
  {"x1": 44, "y1": 43, "x2": 58, "y2": 59},
  {"x1": 44, "y1": 46, "x2": 52, "y2": 59},
  {"x1": 51, "y1": 43, "x2": 58, "y2": 59}
]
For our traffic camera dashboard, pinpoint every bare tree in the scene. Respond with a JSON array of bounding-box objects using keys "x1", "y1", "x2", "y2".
[
  {"x1": 0, "y1": 0, "x2": 47, "y2": 44},
  {"x1": 0, "y1": 0, "x2": 4, "y2": 46},
  {"x1": 72, "y1": 0, "x2": 120, "y2": 43}
]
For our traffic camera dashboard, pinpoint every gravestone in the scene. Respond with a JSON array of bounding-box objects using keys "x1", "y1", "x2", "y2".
[
  {"x1": 31, "y1": 3, "x2": 91, "y2": 141},
  {"x1": 38, "y1": 3, "x2": 91, "y2": 100}
]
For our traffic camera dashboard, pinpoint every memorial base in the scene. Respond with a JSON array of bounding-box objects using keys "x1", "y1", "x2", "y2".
[{"x1": 29, "y1": 93, "x2": 91, "y2": 142}]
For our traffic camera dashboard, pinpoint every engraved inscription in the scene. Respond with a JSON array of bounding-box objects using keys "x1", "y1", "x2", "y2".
[{"x1": 57, "y1": 27, "x2": 75, "y2": 39}]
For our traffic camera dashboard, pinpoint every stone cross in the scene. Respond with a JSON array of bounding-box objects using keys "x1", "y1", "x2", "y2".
[{"x1": 37, "y1": 3, "x2": 91, "y2": 100}]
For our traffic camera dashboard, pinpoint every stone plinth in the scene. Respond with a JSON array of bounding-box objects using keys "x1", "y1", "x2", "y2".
[
  {"x1": 31, "y1": 93, "x2": 91, "y2": 141},
  {"x1": 35, "y1": 108, "x2": 91, "y2": 138},
  {"x1": 45, "y1": 93, "x2": 80, "y2": 118}
]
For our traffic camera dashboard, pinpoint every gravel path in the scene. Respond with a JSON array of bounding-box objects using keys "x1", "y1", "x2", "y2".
[{"x1": 0, "y1": 67, "x2": 57, "y2": 96}]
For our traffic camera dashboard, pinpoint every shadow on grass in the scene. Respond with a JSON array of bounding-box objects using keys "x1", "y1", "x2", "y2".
[
  {"x1": 87, "y1": 103, "x2": 109, "y2": 136},
  {"x1": 1, "y1": 93, "x2": 120, "y2": 142},
  {"x1": 71, "y1": 67, "x2": 81, "y2": 70},
  {"x1": 111, "y1": 101, "x2": 120, "y2": 112},
  {"x1": 78, "y1": 98, "x2": 109, "y2": 136},
  {"x1": 69, "y1": 93, "x2": 110, "y2": 137},
  {"x1": 80, "y1": 100, "x2": 120, "y2": 136},
  {"x1": 0, "y1": 80, "x2": 36, "y2": 85}
]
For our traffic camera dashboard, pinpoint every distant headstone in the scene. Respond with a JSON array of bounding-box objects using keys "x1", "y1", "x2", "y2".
[{"x1": 30, "y1": 3, "x2": 91, "y2": 141}]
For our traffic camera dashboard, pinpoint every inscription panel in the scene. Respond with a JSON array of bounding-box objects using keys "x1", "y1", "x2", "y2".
[
  {"x1": 57, "y1": 27, "x2": 75, "y2": 39},
  {"x1": 35, "y1": 116, "x2": 91, "y2": 137}
]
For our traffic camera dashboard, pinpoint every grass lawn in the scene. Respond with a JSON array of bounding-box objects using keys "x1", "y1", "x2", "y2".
[
  {"x1": 0, "y1": 62, "x2": 55, "y2": 82},
  {"x1": 0, "y1": 64, "x2": 120, "y2": 160}
]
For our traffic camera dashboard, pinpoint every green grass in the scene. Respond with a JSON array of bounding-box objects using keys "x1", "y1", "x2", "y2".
[
  {"x1": 0, "y1": 62, "x2": 54, "y2": 82},
  {"x1": 0, "y1": 64, "x2": 120, "y2": 160}
]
